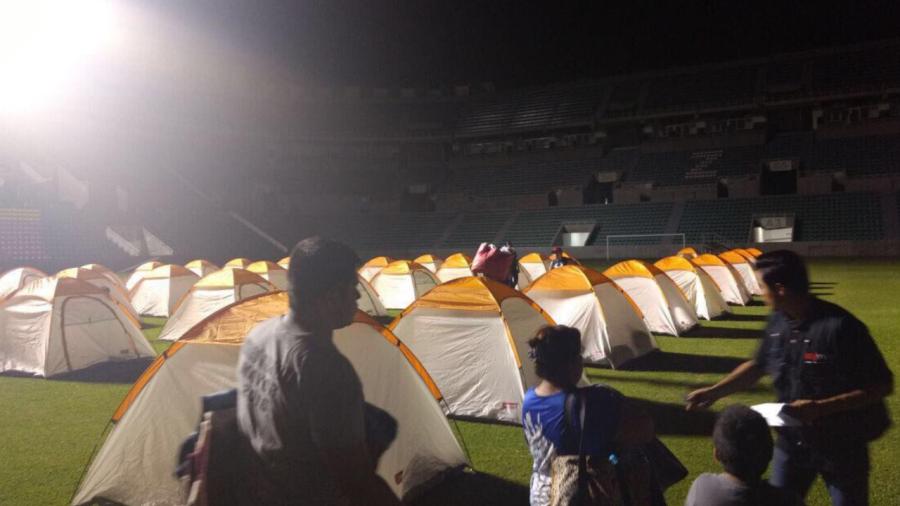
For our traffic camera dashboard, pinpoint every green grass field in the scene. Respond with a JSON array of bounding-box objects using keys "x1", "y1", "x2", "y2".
[{"x1": 1, "y1": 259, "x2": 898, "y2": 505}]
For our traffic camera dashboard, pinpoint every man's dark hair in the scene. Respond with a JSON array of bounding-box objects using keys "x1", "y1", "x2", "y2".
[
  {"x1": 287, "y1": 237, "x2": 360, "y2": 312},
  {"x1": 754, "y1": 250, "x2": 809, "y2": 295},
  {"x1": 713, "y1": 405, "x2": 773, "y2": 483},
  {"x1": 527, "y1": 325, "x2": 582, "y2": 386}
]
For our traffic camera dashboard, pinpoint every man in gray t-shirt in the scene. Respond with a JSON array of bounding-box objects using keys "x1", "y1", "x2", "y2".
[{"x1": 237, "y1": 237, "x2": 400, "y2": 506}]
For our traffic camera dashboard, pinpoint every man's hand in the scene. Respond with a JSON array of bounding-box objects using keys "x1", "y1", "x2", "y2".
[
  {"x1": 782, "y1": 399, "x2": 822, "y2": 424},
  {"x1": 685, "y1": 386, "x2": 720, "y2": 411}
]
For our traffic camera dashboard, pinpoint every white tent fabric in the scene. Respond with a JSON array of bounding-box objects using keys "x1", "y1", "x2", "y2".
[
  {"x1": 526, "y1": 282, "x2": 656, "y2": 368},
  {"x1": 0, "y1": 278, "x2": 154, "y2": 377},
  {"x1": 694, "y1": 262, "x2": 751, "y2": 306},
  {"x1": 129, "y1": 273, "x2": 200, "y2": 317},
  {"x1": 371, "y1": 266, "x2": 438, "y2": 310},
  {"x1": 125, "y1": 262, "x2": 162, "y2": 291},
  {"x1": 0, "y1": 267, "x2": 46, "y2": 301},
  {"x1": 158, "y1": 271, "x2": 275, "y2": 341},
  {"x1": 389, "y1": 280, "x2": 554, "y2": 423},
  {"x1": 730, "y1": 262, "x2": 763, "y2": 296},
  {"x1": 435, "y1": 266, "x2": 472, "y2": 284},
  {"x1": 253, "y1": 268, "x2": 288, "y2": 291},
  {"x1": 518, "y1": 261, "x2": 548, "y2": 289},
  {"x1": 72, "y1": 307, "x2": 467, "y2": 505},
  {"x1": 57, "y1": 268, "x2": 139, "y2": 320},
  {"x1": 652, "y1": 273, "x2": 699, "y2": 333},
  {"x1": 608, "y1": 275, "x2": 680, "y2": 336},
  {"x1": 184, "y1": 260, "x2": 219, "y2": 278},
  {"x1": 357, "y1": 275, "x2": 388, "y2": 317},
  {"x1": 660, "y1": 267, "x2": 728, "y2": 320}
]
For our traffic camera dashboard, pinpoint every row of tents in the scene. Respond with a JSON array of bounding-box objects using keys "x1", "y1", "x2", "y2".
[{"x1": 1, "y1": 247, "x2": 765, "y2": 505}]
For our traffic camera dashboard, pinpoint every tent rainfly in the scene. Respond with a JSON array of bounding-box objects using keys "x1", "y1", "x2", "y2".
[
  {"x1": 435, "y1": 253, "x2": 473, "y2": 284},
  {"x1": 224, "y1": 258, "x2": 253, "y2": 270},
  {"x1": 371, "y1": 261, "x2": 439, "y2": 310},
  {"x1": 0, "y1": 277, "x2": 154, "y2": 377},
  {"x1": 719, "y1": 251, "x2": 763, "y2": 296},
  {"x1": 81, "y1": 264, "x2": 125, "y2": 288},
  {"x1": 0, "y1": 267, "x2": 46, "y2": 301},
  {"x1": 691, "y1": 254, "x2": 751, "y2": 306},
  {"x1": 745, "y1": 247, "x2": 763, "y2": 257},
  {"x1": 157, "y1": 268, "x2": 276, "y2": 341},
  {"x1": 71, "y1": 293, "x2": 468, "y2": 506},
  {"x1": 677, "y1": 247, "x2": 699, "y2": 259},
  {"x1": 517, "y1": 253, "x2": 550, "y2": 289},
  {"x1": 389, "y1": 277, "x2": 557, "y2": 423},
  {"x1": 524, "y1": 265, "x2": 657, "y2": 368},
  {"x1": 413, "y1": 254, "x2": 444, "y2": 274},
  {"x1": 359, "y1": 256, "x2": 393, "y2": 283},
  {"x1": 277, "y1": 256, "x2": 290, "y2": 269},
  {"x1": 603, "y1": 260, "x2": 698, "y2": 336},
  {"x1": 125, "y1": 261, "x2": 163, "y2": 291},
  {"x1": 128, "y1": 265, "x2": 200, "y2": 317},
  {"x1": 57, "y1": 267, "x2": 139, "y2": 319},
  {"x1": 247, "y1": 260, "x2": 289, "y2": 291},
  {"x1": 731, "y1": 248, "x2": 758, "y2": 265},
  {"x1": 654, "y1": 256, "x2": 729, "y2": 320},
  {"x1": 184, "y1": 259, "x2": 219, "y2": 278},
  {"x1": 357, "y1": 274, "x2": 388, "y2": 317}
]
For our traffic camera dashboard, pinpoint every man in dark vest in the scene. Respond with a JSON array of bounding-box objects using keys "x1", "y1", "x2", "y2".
[{"x1": 686, "y1": 250, "x2": 893, "y2": 506}]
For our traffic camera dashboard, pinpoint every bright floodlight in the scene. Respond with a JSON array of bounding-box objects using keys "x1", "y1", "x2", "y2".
[{"x1": 0, "y1": 0, "x2": 117, "y2": 114}]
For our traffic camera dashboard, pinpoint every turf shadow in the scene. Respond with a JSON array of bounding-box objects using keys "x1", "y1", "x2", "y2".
[
  {"x1": 410, "y1": 470, "x2": 528, "y2": 506},
  {"x1": 49, "y1": 358, "x2": 154, "y2": 384},
  {"x1": 809, "y1": 281, "x2": 838, "y2": 287},
  {"x1": 745, "y1": 299, "x2": 767, "y2": 307},
  {"x1": 716, "y1": 313, "x2": 768, "y2": 323},
  {"x1": 682, "y1": 326, "x2": 762, "y2": 340},
  {"x1": 584, "y1": 372, "x2": 771, "y2": 394},
  {"x1": 619, "y1": 351, "x2": 746, "y2": 374},
  {"x1": 629, "y1": 398, "x2": 718, "y2": 436}
]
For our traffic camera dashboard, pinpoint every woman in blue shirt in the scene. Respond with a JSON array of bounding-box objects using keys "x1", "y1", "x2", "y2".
[{"x1": 522, "y1": 325, "x2": 655, "y2": 506}]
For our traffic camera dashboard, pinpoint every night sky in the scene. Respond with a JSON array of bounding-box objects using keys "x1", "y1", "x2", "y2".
[{"x1": 159, "y1": 0, "x2": 900, "y2": 88}]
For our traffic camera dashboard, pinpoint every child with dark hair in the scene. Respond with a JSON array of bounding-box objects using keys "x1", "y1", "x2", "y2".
[
  {"x1": 685, "y1": 405, "x2": 802, "y2": 506},
  {"x1": 522, "y1": 325, "x2": 655, "y2": 506}
]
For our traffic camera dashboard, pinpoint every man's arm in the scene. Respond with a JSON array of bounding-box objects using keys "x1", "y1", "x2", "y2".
[
  {"x1": 305, "y1": 356, "x2": 401, "y2": 506},
  {"x1": 784, "y1": 382, "x2": 893, "y2": 424},
  {"x1": 685, "y1": 360, "x2": 765, "y2": 411}
]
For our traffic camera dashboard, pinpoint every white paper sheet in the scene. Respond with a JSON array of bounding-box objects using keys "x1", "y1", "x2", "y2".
[{"x1": 751, "y1": 403, "x2": 802, "y2": 427}]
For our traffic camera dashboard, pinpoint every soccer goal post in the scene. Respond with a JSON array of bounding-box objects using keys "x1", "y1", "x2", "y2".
[{"x1": 604, "y1": 233, "x2": 686, "y2": 260}]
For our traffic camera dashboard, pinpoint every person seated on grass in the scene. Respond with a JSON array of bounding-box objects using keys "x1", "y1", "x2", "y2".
[
  {"x1": 685, "y1": 404, "x2": 803, "y2": 506},
  {"x1": 522, "y1": 325, "x2": 655, "y2": 506}
]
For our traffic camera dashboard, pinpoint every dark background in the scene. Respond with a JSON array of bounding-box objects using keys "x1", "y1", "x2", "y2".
[{"x1": 164, "y1": 0, "x2": 900, "y2": 87}]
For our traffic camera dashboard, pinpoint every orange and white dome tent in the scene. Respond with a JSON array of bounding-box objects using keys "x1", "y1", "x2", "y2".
[
  {"x1": 389, "y1": 277, "x2": 557, "y2": 423},
  {"x1": 223, "y1": 257, "x2": 253, "y2": 270},
  {"x1": 0, "y1": 277, "x2": 153, "y2": 377},
  {"x1": 524, "y1": 265, "x2": 656, "y2": 368},
  {"x1": 184, "y1": 259, "x2": 219, "y2": 278},
  {"x1": 603, "y1": 260, "x2": 698, "y2": 336},
  {"x1": 435, "y1": 253, "x2": 473, "y2": 283},
  {"x1": 247, "y1": 260, "x2": 289, "y2": 290},
  {"x1": 277, "y1": 256, "x2": 290, "y2": 269},
  {"x1": 413, "y1": 254, "x2": 444, "y2": 274},
  {"x1": 549, "y1": 250, "x2": 580, "y2": 265},
  {"x1": 158, "y1": 268, "x2": 277, "y2": 341},
  {"x1": 359, "y1": 256, "x2": 393, "y2": 282},
  {"x1": 0, "y1": 266, "x2": 46, "y2": 301},
  {"x1": 124, "y1": 261, "x2": 163, "y2": 291},
  {"x1": 357, "y1": 274, "x2": 388, "y2": 317},
  {"x1": 72, "y1": 293, "x2": 467, "y2": 506},
  {"x1": 81, "y1": 264, "x2": 125, "y2": 288},
  {"x1": 745, "y1": 247, "x2": 763, "y2": 257},
  {"x1": 518, "y1": 252, "x2": 550, "y2": 289},
  {"x1": 677, "y1": 247, "x2": 699, "y2": 259},
  {"x1": 127, "y1": 265, "x2": 200, "y2": 317},
  {"x1": 654, "y1": 256, "x2": 729, "y2": 320},
  {"x1": 691, "y1": 254, "x2": 751, "y2": 305},
  {"x1": 371, "y1": 261, "x2": 439, "y2": 310},
  {"x1": 719, "y1": 251, "x2": 763, "y2": 296},
  {"x1": 57, "y1": 267, "x2": 139, "y2": 319},
  {"x1": 731, "y1": 248, "x2": 758, "y2": 265}
]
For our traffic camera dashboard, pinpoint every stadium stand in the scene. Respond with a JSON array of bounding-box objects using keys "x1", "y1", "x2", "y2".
[
  {"x1": 643, "y1": 65, "x2": 759, "y2": 113},
  {"x1": 678, "y1": 192, "x2": 883, "y2": 243},
  {"x1": 0, "y1": 208, "x2": 48, "y2": 269}
]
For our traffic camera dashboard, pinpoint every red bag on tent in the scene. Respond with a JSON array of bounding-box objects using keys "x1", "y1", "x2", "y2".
[{"x1": 471, "y1": 243, "x2": 515, "y2": 284}]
